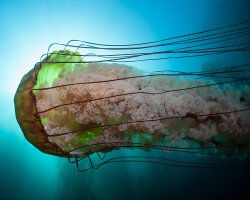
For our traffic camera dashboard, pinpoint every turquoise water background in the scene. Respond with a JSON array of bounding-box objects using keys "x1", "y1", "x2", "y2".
[{"x1": 0, "y1": 0, "x2": 250, "y2": 199}]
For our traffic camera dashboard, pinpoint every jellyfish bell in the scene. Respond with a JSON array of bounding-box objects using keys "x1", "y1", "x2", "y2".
[
  {"x1": 14, "y1": 49, "x2": 250, "y2": 163},
  {"x1": 14, "y1": 54, "x2": 68, "y2": 157}
]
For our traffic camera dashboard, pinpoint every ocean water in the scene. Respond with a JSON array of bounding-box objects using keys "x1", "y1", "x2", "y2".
[{"x1": 0, "y1": 0, "x2": 250, "y2": 199}]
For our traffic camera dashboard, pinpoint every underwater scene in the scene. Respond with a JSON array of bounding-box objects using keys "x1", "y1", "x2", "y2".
[{"x1": 1, "y1": 0, "x2": 250, "y2": 200}]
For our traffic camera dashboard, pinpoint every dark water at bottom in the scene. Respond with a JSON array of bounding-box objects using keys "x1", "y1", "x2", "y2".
[{"x1": 1, "y1": 123, "x2": 249, "y2": 200}]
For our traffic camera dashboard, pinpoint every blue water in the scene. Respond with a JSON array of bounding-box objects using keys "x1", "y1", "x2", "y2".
[{"x1": 0, "y1": 0, "x2": 250, "y2": 199}]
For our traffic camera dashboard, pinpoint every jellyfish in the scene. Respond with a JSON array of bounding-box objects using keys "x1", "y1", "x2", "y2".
[{"x1": 14, "y1": 21, "x2": 250, "y2": 170}]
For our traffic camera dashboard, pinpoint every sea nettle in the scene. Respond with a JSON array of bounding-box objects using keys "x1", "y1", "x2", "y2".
[{"x1": 14, "y1": 50, "x2": 250, "y2": 160}]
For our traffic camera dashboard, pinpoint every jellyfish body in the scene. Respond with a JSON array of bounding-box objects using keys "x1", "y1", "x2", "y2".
[{"x1": 14, "y1": 50, "x2": 250, "y2": 159}]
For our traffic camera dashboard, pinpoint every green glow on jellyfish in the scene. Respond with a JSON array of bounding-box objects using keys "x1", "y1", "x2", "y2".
[{"x1": 14, "y1": 49, "x2": 250, "y2": 164}]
